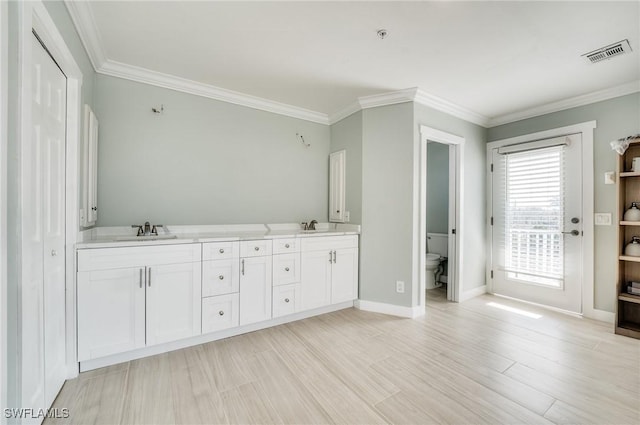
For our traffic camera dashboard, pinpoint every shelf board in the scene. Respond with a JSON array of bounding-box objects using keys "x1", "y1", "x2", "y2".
[
  {"x1": 619, "y1": 293, "x2": 640, "y2": 305},
  {"x1": 620, "y1": 221, "x2": 640, "y2": 226},
  {"x1": 619, "y1": 171, "x2": 640, "y2": 178},
  {"x1": 616, "y1": 321, "x2": 640, "y2": 339},
  {"x1": 618, "y1": 255, "x2": 640, "y2": 262}
]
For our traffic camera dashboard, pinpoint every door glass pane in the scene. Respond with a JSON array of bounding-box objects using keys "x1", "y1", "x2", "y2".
[{"x1": 502, "y1": 146, "x2": 564, "y2": 288}]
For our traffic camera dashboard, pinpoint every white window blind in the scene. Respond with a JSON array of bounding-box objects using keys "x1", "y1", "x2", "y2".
[{"x1": 501, "y1": 146, "x2": 565, "y2": 287}]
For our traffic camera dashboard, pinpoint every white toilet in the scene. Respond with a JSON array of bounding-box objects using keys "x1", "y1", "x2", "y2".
[{"x1": 425, "y1": 233, "x2": 449, "y2": 289}]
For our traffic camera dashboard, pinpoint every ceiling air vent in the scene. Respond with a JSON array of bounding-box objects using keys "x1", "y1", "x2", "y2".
[{"x1": 582, "y1": 39, "x2": 632, "y2": 64}]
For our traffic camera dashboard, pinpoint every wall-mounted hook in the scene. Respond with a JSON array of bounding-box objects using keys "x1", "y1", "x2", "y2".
[
  {"x1": 152, "y1": 104, "x2": 164, "y2": 115},
  {"x1": 297, "y1": 133, "x2": 310, "y2": 148}
]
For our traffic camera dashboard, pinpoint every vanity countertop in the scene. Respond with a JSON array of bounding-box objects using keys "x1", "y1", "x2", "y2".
[{"x1": 76, "y1": 223, "x2": 360, "y2": 249}]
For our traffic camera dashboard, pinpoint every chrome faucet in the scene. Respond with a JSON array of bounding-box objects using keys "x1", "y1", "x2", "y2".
[
  {"x1": 132, "y1": 221, "x2": 163, "y2": 236},
  {"x1": 144, "y1": 221, "x2": 151, "y2": 236},
  {"x1": 308, "y1": 220, "x2": 318, "y2": 230}
]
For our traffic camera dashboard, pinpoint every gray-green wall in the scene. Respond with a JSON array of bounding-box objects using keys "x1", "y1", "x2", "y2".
[
  {"x1": 426, "y1": 142, "x2": 449, "y2": 234},
  {"x1": 93, "y1": 74, "x2": 330, "y2": 226},
  {"x1": 488, "y1": 93, "x2": 640, "y2": 313},
  {"x1": 360, "y1": 103, "x2": 416, "y2": 306},
  {"x1": 6, "y1": 0, "x2": 96, "y2": 410},
  {"x1": 329, "y1": 111, "x2": 363, "y2": 224}
]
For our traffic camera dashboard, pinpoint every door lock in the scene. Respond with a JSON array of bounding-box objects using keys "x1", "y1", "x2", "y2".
[{"x1": 571, "y1": 217, "x2": 580, "y2": 224}]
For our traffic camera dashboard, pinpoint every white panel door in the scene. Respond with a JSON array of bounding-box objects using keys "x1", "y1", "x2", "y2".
[
  {"x1": 146, "y1": 262, "x2": 202, "y2": 346},
  {"x1": 77, "y1": 268, "x2": 146, "y2": 361},
  {"x1": 23, "y1": 33, "x2": 67, "y2": 413},
  {"x1": 331, "y1": 248, "x2": 359, "y2": 304},
  {"x1": 300, "y1": 250, "x2": 332, "y2": 310},
  {"x1": 491, "y1": 134, "x2": 583, "y2": 313},
  {"x1": 239, "y1": 256, "x2": 272, "y2": 325}
]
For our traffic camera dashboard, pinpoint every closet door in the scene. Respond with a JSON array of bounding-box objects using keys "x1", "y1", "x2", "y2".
[{"x1": 23, "y1": 33, "x2": 68, "y2": 414}]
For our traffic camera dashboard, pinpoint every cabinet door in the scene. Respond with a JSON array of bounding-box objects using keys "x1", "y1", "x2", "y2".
[
  {"x1": 77, "y1": 268, "x2": 145, "y2": 361},
  {"x1": 239, "y1": 256, "x2": 272, "y2": 325},
  {"x1": 202, "y1": 293, "x2": 239, "y2": 333},
  {"x1": 329, "y1": 150, "x2": 346, "y2": 223},
  {"x1": 146, "y1": 262, "x2": 202, "y2": 346},
  {"x1": 331, "y1": 248, "x2": 359, "y2": 304},
  {"x1": 300, "y1": 250, "x2": 332, "y2": 311},
  {"x1": 82, "y1": 105, "x2": 98, "y2": 226},
  {"x1": 202, "y1": 258, "x2": 239, "y2": 296},
  {"x1": 273, "y1": 283, "x2": 300, "y2": 318},
  {"x1": 272, "y1": 253, "x2": 301, "y2": 286}
]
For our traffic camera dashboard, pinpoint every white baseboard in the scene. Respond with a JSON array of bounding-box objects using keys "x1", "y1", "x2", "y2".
[
  {"x1": 460, "y1": 285, "x2": 487, "y2": 302},
  {"x1": 584, "y1": 308, "x2": 615, "y2": 324},
  {"x1": 355, "y1": 299, "x2": 425, "y2": 318}
]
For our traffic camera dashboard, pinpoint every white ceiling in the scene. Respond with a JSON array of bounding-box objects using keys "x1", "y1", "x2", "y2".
[{"x1": 73, "y1": 1, "x2": 640, "y2": 126}]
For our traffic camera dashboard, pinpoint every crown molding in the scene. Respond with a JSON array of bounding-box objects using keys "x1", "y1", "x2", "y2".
[
  {"x1": 488, "y1": 80, "x2": 640, "y2": 127},
  {"x1": 328, "y1": 101, "x2": 361, "y2": 125},
  {"x1": 358, "y1": 87, "x2": 418, "y2": 110},
  {"x1": 64, "y1": 0, "x2": 106, "y2": 69},
  {"x1": 99, "y1": 60, "x2": 330, "y2": 125},
  {"x1": 414, "y1": 88, "x2": 490, "y2": 127}
]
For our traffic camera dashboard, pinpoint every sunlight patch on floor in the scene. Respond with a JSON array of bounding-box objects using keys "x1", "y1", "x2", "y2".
[{"x1": 486, "y1": 301, "x2": 543, "y2": 319}]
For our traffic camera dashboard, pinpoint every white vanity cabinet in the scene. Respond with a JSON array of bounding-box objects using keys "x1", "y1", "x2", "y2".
[
  {"x1": 201, "y1": 241, "x2": 240, "y2": 333},
  {"x1": 272, "y1": 238, "x2": 301, "y2": 318},
  {"x1": 239, "y1": 240, "x2": 273, "y2": 325},
  {"x1": 300, "y1": 235, "x2": 358, "y2": 310},
  {"x1": 77, "y1": 244, "x2": 201, "y2": 361}
]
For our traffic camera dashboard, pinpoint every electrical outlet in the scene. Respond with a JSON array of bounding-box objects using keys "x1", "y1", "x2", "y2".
[
  {"x1": 595, "y1": 213, "x2": 612, "y2": 226},
  {"x1": 396, "y1": 281, "x2": 405, "y2": 293}
]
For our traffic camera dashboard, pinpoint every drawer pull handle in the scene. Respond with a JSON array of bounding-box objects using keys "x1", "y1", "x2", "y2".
[
  {"x1": 219, "y1": 311, "x2": 224, "y2": 316},
  {"x1": 285, "y1": 267, "x2": 290, "y2": 272},
  {"x1": 219, "y1": 248, "x2": 224, "y2": 254},
  {"x1": 254, "y1": 246, "x2": 260, "y2": 251},
  {"x1": 284, "y1": 298, "x2": 290, "y2": 303},
  {"x1": 148, "y1": 267, "x2": 152, "y2": 287},
  {"x1": 219, "y1": 275, "x2": 224, "y2": 280},
  {"x1": 241, "y1": 259, "x2": 245, "y2": 275},
  {"x1": 139, "y1": 268, "x2": 143, "y2": 289},
  {"x1": 285, "y1": 243, "x2": 290, "y2": 248}
]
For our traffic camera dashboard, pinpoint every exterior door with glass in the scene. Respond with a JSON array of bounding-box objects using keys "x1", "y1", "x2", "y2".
[{"x1": 491, "y1": 134, "x2": 582, "y2": 313}]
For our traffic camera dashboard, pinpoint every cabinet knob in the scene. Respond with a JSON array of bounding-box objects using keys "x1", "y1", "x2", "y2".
[
  {"x1": 254, "y1": 246, "x2": 260, "y2": 251},
  {"x1": 285, "y1": 267, "x2": 290, "y2": 272},
  {"x1": 219, "y1": 275, "x2": 224, "y2": 280},
  {"x1": 219, "y1": 248, "x2": 225, "y2": 254},
  {"x1": 51, "y1": 250, "x2": 57, "y2": 257},
  {"x1": 219, "y1": 311, "x2": 224, "y2": 316},
  {"x1": 284, "y1": 298, "x2": 290, "y2": 303},
  {"x1": 285, "y1": 243, "x2": 290, "y2": 248},
  {"x1": 337, "y1": 210, "x2": 340, "y2": 213}
]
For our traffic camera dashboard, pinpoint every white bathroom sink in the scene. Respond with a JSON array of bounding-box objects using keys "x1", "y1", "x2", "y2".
[{"x1": 114, "y1": 234, "x2": 178, "y2": 242}]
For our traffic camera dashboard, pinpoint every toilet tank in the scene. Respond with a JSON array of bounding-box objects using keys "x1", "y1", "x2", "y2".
[{"x1": 427, "y1": 233, "x2": 449, "y2": 258}]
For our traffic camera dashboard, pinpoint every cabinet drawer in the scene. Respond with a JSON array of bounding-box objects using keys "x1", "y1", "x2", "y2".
[
  {"x1": 272, "y1": 253, "x2": 301, "y2": 286},
  {"x1": 202, "y1": 259, "x2": 239, "y2": 297},
  {"x1": 78, "y1": 244, "x2": 201, "y2": 272},
  {"x1": 202, "y1": 241, "x2": 239, "y2": 261},
  {"x1": 273, "y1": 283, "x2": 300, "y2": 318},
  {"x1": 272, "y1": 238, "x2": 299, "y2": 254},
  {"x1": 300, "y1": 235, "x2": 358, "y2": 252},
  {"x1": 202, "y1": 293, "x2": 239, "y2": 333},
  {"x1": 240, "y1": 240, "x2": 272, "y2": 257}
]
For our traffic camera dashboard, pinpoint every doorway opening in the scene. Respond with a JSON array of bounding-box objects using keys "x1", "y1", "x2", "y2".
[{"x1": 418, "y1": 125, "x2": 464, "y2": 310}]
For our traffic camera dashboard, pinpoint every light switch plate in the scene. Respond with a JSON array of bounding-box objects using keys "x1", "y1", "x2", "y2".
[
  {"x1": 604, "y1": 171, "x2": 615, "y2": 185},
  {"x1": 595, "y1": 213, "x2": 612, "y2": 226}
]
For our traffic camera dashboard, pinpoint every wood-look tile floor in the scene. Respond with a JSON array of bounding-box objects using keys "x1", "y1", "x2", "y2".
[{"x1": 47, "y1": 289, "x2": 640, "y2": 425}]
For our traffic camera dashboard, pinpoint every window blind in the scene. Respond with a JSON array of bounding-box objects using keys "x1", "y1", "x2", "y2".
[{"x1": 501, "y1": 145, "x2": 565, "y2": 287}]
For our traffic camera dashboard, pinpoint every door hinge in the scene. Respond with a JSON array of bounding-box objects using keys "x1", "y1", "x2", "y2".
[
  {"x1": 490, "y1": 216, "x2": 493, "y2": 226},
  {"x1": 452, "y1": 229, "x2": 456, "y2": 235},
  {"x1": 490, "y1": 163, "x2": 494, "y2": 172},
  {"x1": 491, "y1": 270, "x2": 494, "y2": 279}
]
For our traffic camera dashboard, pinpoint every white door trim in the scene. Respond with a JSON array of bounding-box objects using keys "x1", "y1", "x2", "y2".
[
  {"x1": 417, "y1": 125, "x2": 465, "y2": 310},
  {"x1": 18, "y1": 0, "x2": 83, "y2": 392},
  {"x1": 0, "y1": 0, "x2": 9, "y2": 420},
  {"x1": 486, "y1": 121, "x2": 602, "y2": 321}
]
